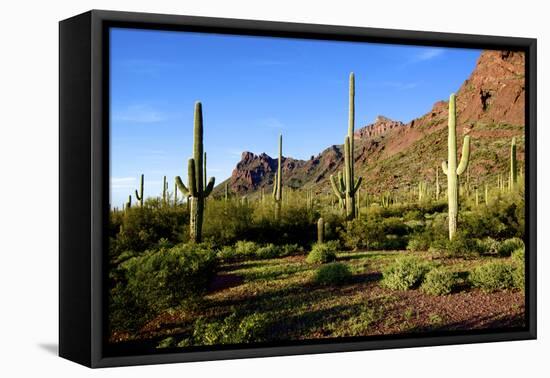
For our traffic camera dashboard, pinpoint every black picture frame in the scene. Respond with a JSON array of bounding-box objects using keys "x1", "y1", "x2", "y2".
[{"x1": 59, "y1": 9, "x2": 537, "y2": 368}]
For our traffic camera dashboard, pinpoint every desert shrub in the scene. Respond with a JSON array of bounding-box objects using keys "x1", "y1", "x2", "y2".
[
  {"x1": 511, "y1": 247, "x2": 525, "y2": 265},
  {"x1": 202, "y1": 200, "x2": 254, "y2": 246},
  {"x1": 511, "y1": 247, "x2": 525, "y2": 291},
  {"x1": 234, "y1": 240, "x2": 260, "y2": 257},
  {"x1": 497, "y1": 237, "x2": 525, "y2": 257},
  {"x1": 382, "y1": 257, "x2": 432, "y2": 291},
  {"x1": 476, "y1": 237, "x2": 501, "y2": 255},
  {"x1": 281, "y1": 243, "x2": 304, "y2": 256},
  {"x1": 255, "y1": 243, "x2": 282, "y2": 259},
  {"x1": 469, "y1": 261, "x2": 515, "y2": 292},
  {"x1": 314, "y1": 263, "x2": 352, "y2": 285},
  {"x1": 421, "y1": 268, "x2": 457, "y2": 296},
  {"x1": 306, "y1": 243, "x2": 337, "y2": 264},
  {"x1": 114, "y1": 243, "x2": 217, "y2": 329},
  {"x1": 340, "y1": 217, "x2": 409, "y2": 250},
  {"x1": 406, "y1": 233, "x2": 432, "y2": 252},
  {"x1": 109, "y1": 203, "x2": 188, "y2": 260},
  {"x1": 192, "y1": 312, "x2": 270, "y2": 345},
  {"x1": 430, "y1": 232, "x2": 484, "y2": 258}
]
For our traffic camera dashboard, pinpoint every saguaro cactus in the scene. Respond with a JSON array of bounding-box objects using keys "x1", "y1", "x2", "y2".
[
  {"x1": 135, "y1": 174, "x2": 144, "y2": 207},
  {"x1": 125, "y1": 195, "x2": 132, "y2": 211},
  {"x1": 317, "y1": 217, "x2": 325, "y2": 244},
  {"x1": 441, "y1": 94, "x2": 471, "y2": 240},
  {"x1": 272, "y1": 134, "x2": 283, "y2": 220},
  {"x1": 509, "y1": 137, "x2": 518, "y2": 191},
  {"x1": 435, "y1": 166, "x2": 441, "y2": 201},
  {"x1": 175, "y1": 102, "x2": 216, "y2": 243},
  {"x1": 174, "y1": 181, "x2": 178, "y2": 205},
  {"x1": 330, "y1": 73, "x2": 362, "y2": 220},
  {"x1": 224, "y1": 182, "x2": 229, "y2": 202},
  {"x1": 162, "y1": 176, "x2": 167, "y2": 204}
]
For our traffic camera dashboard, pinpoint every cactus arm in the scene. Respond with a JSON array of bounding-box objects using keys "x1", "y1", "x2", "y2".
[
  {"x1": 134, "y1": 190, "x2": 141, "y2": 200},
  {"x1": 456, "y1": 135, "x2": 471, "y2": 176},
  {"x1": 441, "y1": 161, "x2": 448, "y2": 175},
  {"x1": 330, "y1": 174, "x2": 345, "y2": 199},
  {"x1": 175, "y1": 176, "x2": 190, "y2": 197},
  {"x1": 204, "y1": 177, "x2": 215, "y2": 197},
  {"x1": 351, "y1": 176, "x2": 363, "y2": 195}
]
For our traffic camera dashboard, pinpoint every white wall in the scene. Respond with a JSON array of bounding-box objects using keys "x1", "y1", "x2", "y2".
[{"x1": 0, "y1": 0, "x2": 546, "y2": 376}]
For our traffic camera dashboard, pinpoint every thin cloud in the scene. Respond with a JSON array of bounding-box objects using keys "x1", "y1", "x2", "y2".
[
  {"x1": 261, "y1": 117, "x2": 285, "y2": 130},
  {"x1": 411, "y1": 48, "x2": 445, "y2": 63},
  {"x1": 113, "y1": 105, "x2": 167, "y2": 123},
  {"x1": 110, "y1": 177, "x2": 136, "y2": 189}
]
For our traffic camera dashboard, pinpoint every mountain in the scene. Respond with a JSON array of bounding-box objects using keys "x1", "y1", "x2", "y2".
[{"x1": 215, "y1": 50, "x2": 525, "y2": 198}]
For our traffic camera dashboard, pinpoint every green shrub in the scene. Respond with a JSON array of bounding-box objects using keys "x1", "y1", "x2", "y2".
[
  {"x1": 469, "y1": 261, "x2": 515, "y2": 292},
  {"x1": 382, "y1": 257, "x2": 432, "y2": 291},
  {"x1": 511, "y1": 247, "x2": 525, "y2": 265},
  {"x1": 281, "y1": 243, "x2": 304, "y2": 256},
  {"x1": 255, "y1": 243, "x2": 282, "y2": 259},
  {"x1": 406, "y1": 233, "x2": 431, "y2": 252},
  {"x1": 340, "y1": 217, "x2": 409, "y2": 251},
  {"x1": 115, "y1": 243, "x2": 217, "y2": 329},
  {"x1": 306, "y1": 243, "x2": 337, "y2": 264},
  {"x1": 497, "y1": 237, "x2": 525, "y2": 257},
  {"x1": 511, "y1": 247, "x2": 525, "y2": 291},
  {"x1": 476, "y1": 237, "x2": 500, "y2": 255},
  {"x1": 192, "y1": 312, "x2": 270, "y2": 345},
  {"x1": 314, "y1": 263, "x2": 352, "y2": 285},
  {"x1": 421, "y1": 268, "x2": 457, "y2": 296},
  {"x1": 234, "y1": 240, "x2": 260, "y2": 257}
]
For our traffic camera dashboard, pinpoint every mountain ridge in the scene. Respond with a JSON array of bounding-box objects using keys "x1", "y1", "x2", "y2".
[{"x1": 215, "y1": 50, "x2": 525, "y2": 198}]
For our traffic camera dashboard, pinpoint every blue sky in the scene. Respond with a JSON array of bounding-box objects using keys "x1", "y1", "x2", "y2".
[{"x1": 110, "y1": 27, "x2": 481, "y2": 208}]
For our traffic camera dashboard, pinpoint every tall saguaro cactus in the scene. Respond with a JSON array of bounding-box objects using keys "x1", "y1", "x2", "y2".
[
  {"x1": 175, "y1": 102, "x2": 216, "y2": 243},
  {"x1": 441, "y1": 94, "x2": 471, "y2": 240},
  {"x1": 509, "y1": 137, "x2": 518, "y2": 191},
  {"x1": 135, "y1": 174, "x2": 144, "y2": 207},
  {"x1": 330, "y1": 72, "x2": 362, "y2": 220},
  {"x1": 272, "y1": 134, "x2": 283, "y2": 220}
]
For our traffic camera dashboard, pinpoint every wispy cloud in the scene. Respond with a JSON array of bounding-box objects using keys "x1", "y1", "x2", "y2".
[
  {"x1": 113, "y1": 104, "x2": 167, "y2": 123},
  {"x1": 370, "y1": 81, "x2": 419, "y2": 90},
  {"x1": 260, "y1": 117, "x2": 285, "y2": 130},
  {"x1": 110, "y1": 177, "x2": 136, "y2": 189},
  {"x1": 113, "y1": 59, "x2": 182, "y2": 76},
  {"x1": 411, "y1": 48, "x2": 445, "y2": 63}
]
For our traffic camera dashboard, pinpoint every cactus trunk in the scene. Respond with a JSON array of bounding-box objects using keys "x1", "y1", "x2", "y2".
[
  {"x1": 175, "y1": 102, "x2": 215, "y2": 243},
  {"x1": 272, "y1": 134, "x2": 283, "y2": 220},
  {"x1": 317, "y1": 217, "x2": 325, "y2": 244},
  {"x1": 330, "y1": 73, "x2": 362, "y2": 220},
  {"x1": 509, "y1": 137, "x2": 517, "y2": 191},
  {"x1": 441, "y1": 94, "x2": 471, "y2": 240}
]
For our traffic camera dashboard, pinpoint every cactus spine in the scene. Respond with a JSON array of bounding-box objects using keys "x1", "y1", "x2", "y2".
[
  {"x1": 135, "y1": 174, "x2": 144, "y2": 207},
  {"x1": 330, "y1": 73, "x2": 362, "y2": 220},
  {"x1": 441, "y1": 94, "x2": 471, "y2": 240},
  {"x1": 175, "y1": 102, "x2": 215, "y2": 243},
  {"x1": 509, "y1": 137, "x2": 517, "y2": 191},
  {"x1": 272, "y1": 134, "x2": 283, "y2": 220}
]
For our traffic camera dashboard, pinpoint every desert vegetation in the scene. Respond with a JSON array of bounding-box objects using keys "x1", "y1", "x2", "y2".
[{"x1": 108, "y1": 71, "x2": 526, "y2": 354}]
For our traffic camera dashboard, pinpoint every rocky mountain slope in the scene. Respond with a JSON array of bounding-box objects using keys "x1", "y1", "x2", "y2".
[{"x1": 215, "y1": 50, "x2": 525, "y2": 198}]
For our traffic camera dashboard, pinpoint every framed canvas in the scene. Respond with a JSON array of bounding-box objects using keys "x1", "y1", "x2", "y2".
[{"x1": 59, "y1": 10, "x2": 537, "y2": 368}]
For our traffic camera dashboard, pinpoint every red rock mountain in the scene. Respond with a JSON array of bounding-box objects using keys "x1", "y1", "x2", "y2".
[{"x1": 217, "y1": 50, "x2": 525, "y2": 197}]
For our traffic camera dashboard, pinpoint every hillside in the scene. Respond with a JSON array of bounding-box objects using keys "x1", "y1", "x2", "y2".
[{"x1": 215, "y1": 50, "x2": 525, "y2": 198}]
